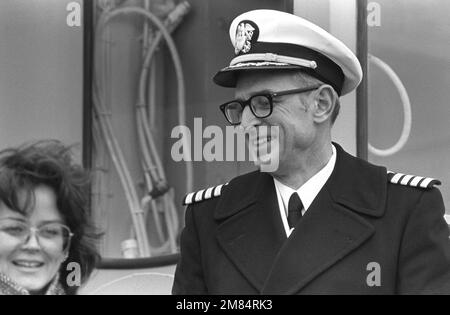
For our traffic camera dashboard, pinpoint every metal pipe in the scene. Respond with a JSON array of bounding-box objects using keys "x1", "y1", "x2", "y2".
[
  {"x1": 356, "y1": 0, "x2": 369, "y2": 160},
  {"x1": 83, "y1": 0, "x2": 94, "y2": 171}
]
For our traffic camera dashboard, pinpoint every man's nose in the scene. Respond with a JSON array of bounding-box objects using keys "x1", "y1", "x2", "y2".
[{"x1": 239, "y1": 105, "x2": 259, "y2": 130}]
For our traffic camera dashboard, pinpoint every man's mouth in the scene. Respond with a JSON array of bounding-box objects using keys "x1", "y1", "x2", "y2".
[{"x1": 253, "y1": 135, "x2": 272, "y2": 146}]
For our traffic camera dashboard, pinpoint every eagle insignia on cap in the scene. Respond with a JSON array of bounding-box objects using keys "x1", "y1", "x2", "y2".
[{"x1": 235, "y1": 20, "x2": 259, "y2": 55}]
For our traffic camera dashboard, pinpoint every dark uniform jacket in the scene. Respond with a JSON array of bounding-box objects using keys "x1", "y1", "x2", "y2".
[{"x1": 173, "y1": 143, "x2": 450, "y2": 294}]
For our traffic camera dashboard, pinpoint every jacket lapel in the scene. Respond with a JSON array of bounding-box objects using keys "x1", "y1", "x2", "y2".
[
  {"x1": 215, "y1": 172, "x2": 286, "y2": 292},
  {"x1": 262, "y1": 188, "x2": 375, "y2": 294},
  {"x1": 262, "y1": 143, "x2": 387, "y2": 294},
  {"x1": 213, "y1": 144, "x2": 388, "y2": 294}
]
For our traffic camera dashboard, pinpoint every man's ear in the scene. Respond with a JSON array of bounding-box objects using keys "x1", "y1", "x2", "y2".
[{"x1": 312, "y1": 85, "x2": 336, "y2": 124}]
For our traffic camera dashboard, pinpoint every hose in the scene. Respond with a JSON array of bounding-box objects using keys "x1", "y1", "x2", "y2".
[
  {"x1": 93, "y1": 88, "x2": 151, "y2": 257},
  {"x1": 368, "y1": 54, "x2": 412, "y2": 157},
  {"x1": 94, "y1": 11, "x2": 151, "y2": 257},
  {"x1": 93, "y1": 2, "x2": 192, "y2": 257},
  {"x1": 134, "y1": 3, "x2": 190, "y2": 253}
]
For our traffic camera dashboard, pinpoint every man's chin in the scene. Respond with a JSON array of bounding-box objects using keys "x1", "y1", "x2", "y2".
[{"x1": 253, "y1": 154, "x2": 280, "y2": 173}]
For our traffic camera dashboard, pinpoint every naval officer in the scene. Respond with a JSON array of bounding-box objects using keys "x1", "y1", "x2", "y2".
[{"x1": 172, "y1": 9, "x2": 450, "y2": 294}]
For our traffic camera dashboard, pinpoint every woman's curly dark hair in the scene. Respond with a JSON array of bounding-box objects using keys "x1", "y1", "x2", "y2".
[{"x1": 0, "y1": 140, "x2": 100, "y2": 295}]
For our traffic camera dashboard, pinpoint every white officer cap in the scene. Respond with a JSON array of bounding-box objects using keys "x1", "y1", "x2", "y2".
[{"x1": 213, "y1": 9, "x2": 363, "y2": 96}]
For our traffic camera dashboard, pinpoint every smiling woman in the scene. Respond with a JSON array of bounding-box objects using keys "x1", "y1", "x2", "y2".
[{"x1": 0, "y1": 140, "x2": 100, "y2": 295}]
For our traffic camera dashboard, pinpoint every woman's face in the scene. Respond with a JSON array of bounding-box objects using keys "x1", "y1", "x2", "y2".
[{"x1": 0, "y1": 185, "x2": 67, "y2": 293}]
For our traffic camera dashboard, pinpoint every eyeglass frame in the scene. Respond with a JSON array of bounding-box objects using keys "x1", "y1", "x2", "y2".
[
  {"x1": 0, "y1": 218, "x2": 74, "y2": 252},
  {"x1": 219, "y1": 85, "x2": 322, "y2": 125}
]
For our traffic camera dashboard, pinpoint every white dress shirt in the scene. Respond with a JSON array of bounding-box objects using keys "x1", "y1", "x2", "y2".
[{"x1": 274, "y1": 144, "x2": 337, "y2": 237}]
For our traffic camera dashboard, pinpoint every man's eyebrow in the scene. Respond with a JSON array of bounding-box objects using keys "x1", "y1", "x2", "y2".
[
  {"x1": 236, "y1": 89, "x2": 274, "y2": 100},
  {"x1": 255, "y1": 89, "x2": 274, "y2": 94}
]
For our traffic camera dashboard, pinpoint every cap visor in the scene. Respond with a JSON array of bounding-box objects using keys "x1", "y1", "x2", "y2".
[{"x1": 213, "y1": 62, "x2": 305, "y2": 87}]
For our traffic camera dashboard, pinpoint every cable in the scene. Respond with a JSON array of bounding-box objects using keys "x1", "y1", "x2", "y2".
[
  {"x1": 93, "y1": 89, "x2": 151, "y2": 257},
  {"x1": 134, "y1": 5, "x2": 189, "y2": 253},
  {"x1": 368, "y1": 54, "x2": 412, "y2": 157},
  {"x1": 94, "y1": 11, "x2": 151, "y2": 257},
  {"x1": 101, "y1": 5, "x2": 193, "y2": 193},
  {"x1": 93, "y1": 2, "x2": 192, "y2": 257}
]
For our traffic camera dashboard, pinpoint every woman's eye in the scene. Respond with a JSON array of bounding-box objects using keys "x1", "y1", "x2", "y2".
[
  {"x1": 39, "y1": 227, "x2": 62, "y2": 238},
  {"x1": 2, "y1": 226, "x2": 26, "y2": 236}
]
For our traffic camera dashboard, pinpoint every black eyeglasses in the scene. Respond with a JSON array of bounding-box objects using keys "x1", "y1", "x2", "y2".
[{"x1": 219, "y1": 85, "x2": 321, "y2": 125}]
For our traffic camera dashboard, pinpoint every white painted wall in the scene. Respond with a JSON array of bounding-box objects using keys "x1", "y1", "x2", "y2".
[
  {"x1": 0, "y1": 0, "x2": 83, "y2": 157},
  {"x1": 294, "y1": 0, "x2": 357, "y2": 155},
  {"x1": 293, "y1": 0, "x2": 449, "y2": 211},
  {"x1": 367, "y1": 0, "x2": 450, "y2": 211}
]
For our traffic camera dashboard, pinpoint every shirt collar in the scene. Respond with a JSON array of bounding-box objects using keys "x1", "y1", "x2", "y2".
[{"x1": 274, "y1": 144, "x2": 336, "y2": 215}]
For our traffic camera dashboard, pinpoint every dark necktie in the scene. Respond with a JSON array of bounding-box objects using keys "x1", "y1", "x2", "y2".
[{"x1": 287, "y1": 192, "x2": 303, "y2": 229}]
